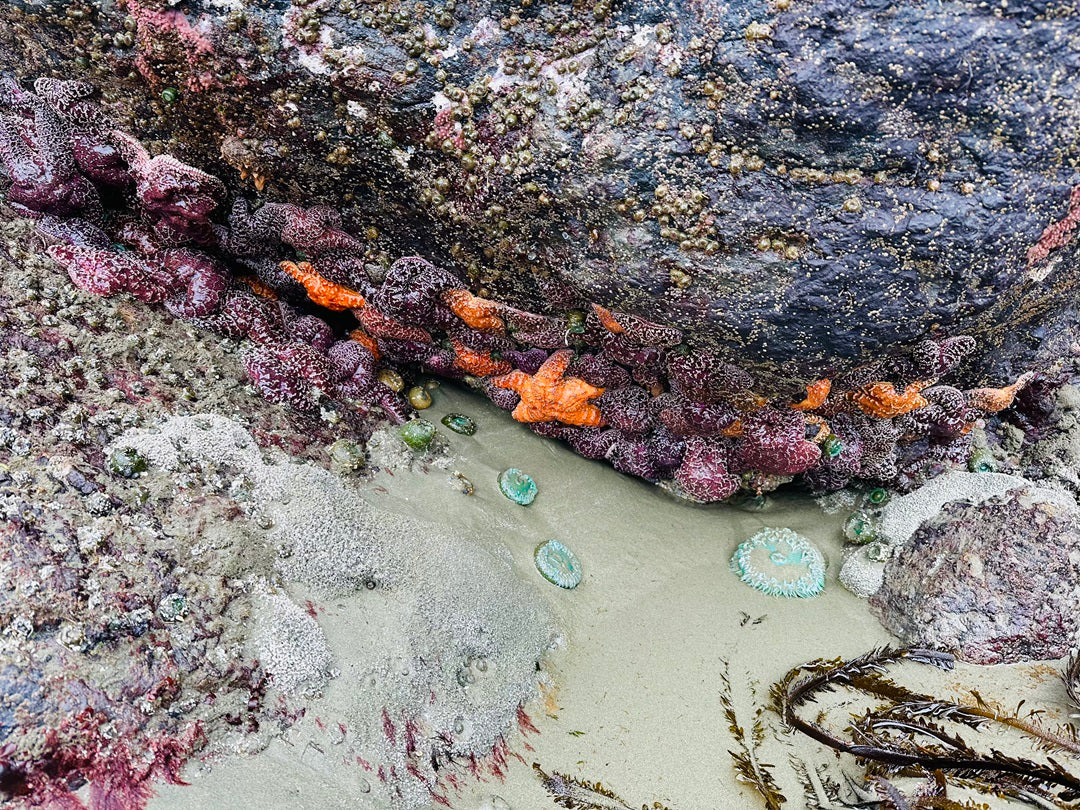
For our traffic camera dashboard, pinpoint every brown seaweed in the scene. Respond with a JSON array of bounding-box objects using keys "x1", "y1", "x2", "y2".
[
  {"x1": 532, "y1": 763, "x2": 636, "y2": 810},
  {"x1": 771, "y1": 647, "x2": 1080, "y2": 806},
  {"x1": 720, "y1": 660, "x2": 787, "y2": 809}
]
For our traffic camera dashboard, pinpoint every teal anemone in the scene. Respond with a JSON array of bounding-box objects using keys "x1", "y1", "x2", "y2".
[
  {"x1": 732, "y1": 492, "x2": 771, "y2": 512},
  {"x1": 730, "y1": 527, "x2": 826, "y2": 598},
  {"x1": 822, "y1": 435, "x2": 844, "y2": 458},
  {"x1": 843, "y1": 510, "x2": 879, "y2": 545},
  {"x1": 968, "y1": 448, "x2": 996, "y2": 473},
  {"x1": 864, "y1": 487, "x2": 891, "y2": 506},
  {"x1": 566, "y1": 310, "x2": 587, "y2": 334},
  {"x1": 107, "y1": 446, "x2": 147, "y2": 478},
  {"x1": 498, "y1": 468, "x2": 537, "y2": 505},
  {"x1": 534, "y1": 539, "x2": 582, "y2": 589},
  {"x1": 441, "y1": 413, "x2": 477, "y2": 435}
]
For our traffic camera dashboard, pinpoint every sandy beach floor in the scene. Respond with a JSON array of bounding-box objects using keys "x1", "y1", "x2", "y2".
[{"x1": 143, "y1": 381, "x2": 1075, "y2": 810}]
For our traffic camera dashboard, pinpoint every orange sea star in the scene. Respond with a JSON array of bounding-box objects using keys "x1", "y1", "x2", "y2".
[
  {"x1": 491, "y1": 349, "x2": 606, "y2": 427},
  {"x1": 720, "y1": 419, "x2": 744, "y2": 438},
  {"x1": 237, "y1": 275, "x2": 279, "y2": 301},
  {"x1": 966, "y1": 371, "x2": 1036, "y2": 413},
  {"x1": 803, "y1": 414, "x2": 831, "y2": 443},
  {"x1": 280, "y1": 260, "x2": 367, "y2": 311},
  {"x1": 791, "y1": 379, "x2": 831, "y2": 411},
  {"x1": 349, "y1": 327, "x2": 381, "y2": 361},
  {"x1": 442, "y1": 289, "x2": 505, "y2": 332},
  {"x1": 591, "y1": 303, "x2": 625, "y2": 334},
  {"x1": 849, "y1": 381, "x2": 930, "y2": 419},
  {"x1": 451, "y1": 338, "x2": 512, "y2": 377}
]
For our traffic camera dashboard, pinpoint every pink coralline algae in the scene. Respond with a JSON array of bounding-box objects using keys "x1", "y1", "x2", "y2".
[
  {"x1": 5, "y1": 76, "x2": 1046, "y2": 502},
  {"x1": 1027, "y1": 186, "x2": 1080, "y2": 267}
]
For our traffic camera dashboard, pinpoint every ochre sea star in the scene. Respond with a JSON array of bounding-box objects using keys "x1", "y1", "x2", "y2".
[
  {"x1": 491, "y1": 350, "x2": 606, "y2": 427},
  {"x1": 849, "y1": 381, "x2": 930, "y2": 419},
  {"x1": 280, "y1": 260, "x2": 367, "y2": 311}
]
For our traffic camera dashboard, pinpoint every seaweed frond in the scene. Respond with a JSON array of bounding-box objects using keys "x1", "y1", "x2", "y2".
[
  {"x1": 772, "y1": 647, "x2": 1080, "y2": 806},
  {"x1": 720, "y1": 660, "x2": 786, "y2": 809},
  {"x1": 532, "y1": 763, "x2": 635, "y2": 810}
]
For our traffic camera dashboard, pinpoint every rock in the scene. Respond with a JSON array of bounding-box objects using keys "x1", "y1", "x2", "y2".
[
  {"x1": 870, "y1": 489, "x2": 1080, "y2": 664},
  {"x1": 876, "y1": 471, "x2": 1073, "y2": 547},
  {"x1": 1, "y1": 0, "x2": 1078, "y2": 388},
  {"x1": 838, "y1": 546, "x2": 886, "y2": 599}
]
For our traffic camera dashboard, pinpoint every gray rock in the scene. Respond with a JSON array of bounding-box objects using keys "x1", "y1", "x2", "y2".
[{"x1": 870, "y1": 489, "x2": 1080, "y2": 664}]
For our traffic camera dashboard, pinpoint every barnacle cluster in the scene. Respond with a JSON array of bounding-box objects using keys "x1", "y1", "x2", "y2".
[{"x1": 0, "y1": 77, "x2": 1045, "y2": 499}]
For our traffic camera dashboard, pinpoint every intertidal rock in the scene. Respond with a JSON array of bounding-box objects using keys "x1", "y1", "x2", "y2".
[
  {"x1": 1, "y1": 2, "x2": 1078, "y2": 499},
  {"x1": 870, "y1": 488, "x2": 1080, "y2": 664},
  {"x1": 0, "y1": 0, "x2": 1078, "y2": 388}
]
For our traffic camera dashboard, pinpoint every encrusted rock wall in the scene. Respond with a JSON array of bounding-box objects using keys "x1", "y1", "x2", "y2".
[{"x1": 2, "y1": 0, "x2": 1078, "y2": 391}]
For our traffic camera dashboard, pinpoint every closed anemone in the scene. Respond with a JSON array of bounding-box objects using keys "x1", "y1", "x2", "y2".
[
  {"x1": 730, "y1": 527, "x2": 826, "y2": 598},
  {"x1": 968, "y1": 448, "x2": 996, "y2": 473}
]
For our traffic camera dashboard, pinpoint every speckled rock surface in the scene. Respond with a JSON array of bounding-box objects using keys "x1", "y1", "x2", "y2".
[
  {"x1": 870, "y1": 489, "x2": 1080, "y2": 665},
  {"x1": 1, "y1": 0, "x2": 1078, "y2": 390}
]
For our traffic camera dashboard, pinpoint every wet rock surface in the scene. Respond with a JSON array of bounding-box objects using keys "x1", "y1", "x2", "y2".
[
  {"x1": 870, "y1": 488, "x2": 1080, "y2": 665},
  {"x1": 1, "y1": 0, "x2": 1078, "y2": 388}
]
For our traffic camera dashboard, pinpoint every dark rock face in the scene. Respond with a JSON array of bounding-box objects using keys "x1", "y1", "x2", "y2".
[
  {"x1": 1, "y1": 0, "x2": 1078, "y2": 391},
  {"x1": 870, "y1": 490, "x2": 1080, "y2": 665}
]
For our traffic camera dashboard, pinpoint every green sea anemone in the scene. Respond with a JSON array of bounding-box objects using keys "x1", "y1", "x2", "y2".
[
  {"x1": 398, "y1": 419, "x2": 436, "y2": 450},
  {"x1": 968, "y1": 448, "x2": 996, "y2": 473},
  {"x1": 498, "y1": 468, "x2": 537, "y2": 505},
  {"x1": 843, "y1": 510, "x2": 879, "y2": 545},
  {"x1": 534, "y1": 539, "x2": 582, "y2": 589},
  {"x1": 730, "y1": 527, "x2": 826, "y2": 598}
]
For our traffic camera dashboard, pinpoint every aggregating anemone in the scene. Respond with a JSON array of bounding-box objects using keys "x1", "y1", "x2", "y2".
[
  {"x1": 498, "y1": 467, "x2": 538, "y2": 506},
  {"x1": 730, "y1": 528, "x2": 826, "y2": 599},
  {"x1": 534, "y1": 540, "x2": 583, "y2": 590}
]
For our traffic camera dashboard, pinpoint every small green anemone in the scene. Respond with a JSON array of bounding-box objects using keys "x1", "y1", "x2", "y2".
[
  {"x1": 843, "y1": 510, "x2": 879, "y2": 545},
  {"x1": 398, "y1": 419, "x2": 436, "y2": 450},
  {"x1": 865, "y1": 487, "x2": 891, "y2": 506},
  {"x1": 822, "y1": 435, "x2": 844, "y2": 458},
  {"x1": 534, "y1": 539, "x2": 582, "y2": 588},
  {"x1": 968, "y1": 448, "x2": 996, "y2": 473},
  {"x1": 441, "y1": 413, "x2": 477, "y2": 435},
  {"x1": 498, "y1": 468, "x2": 537, "y2": 505}
]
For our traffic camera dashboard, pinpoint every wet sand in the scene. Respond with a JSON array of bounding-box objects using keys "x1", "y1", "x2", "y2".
[{"x1": 149, "y1": 381, "x2": 1074, "y2": 810}]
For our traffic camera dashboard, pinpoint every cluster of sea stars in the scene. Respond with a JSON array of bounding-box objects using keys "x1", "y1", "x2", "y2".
[{"x1": 2, "y1": 77, "x2": 1047, "y2": 500}]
